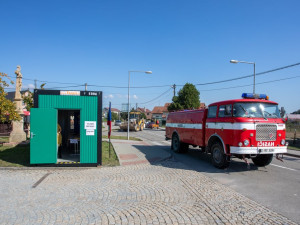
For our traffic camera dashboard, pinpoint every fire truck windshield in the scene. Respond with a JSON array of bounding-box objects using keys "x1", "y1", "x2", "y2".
[{"x1": 233, "y1": 102, "x2": 280, "y2": 118}]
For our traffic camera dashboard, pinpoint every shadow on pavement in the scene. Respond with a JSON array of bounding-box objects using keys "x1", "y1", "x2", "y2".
[{"x1": 131, "y1": 144, "x2": 262, "y2": 174}]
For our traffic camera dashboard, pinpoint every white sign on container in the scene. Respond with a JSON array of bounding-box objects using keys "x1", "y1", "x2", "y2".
[
  {"x1": 84, "y1": 121, "x2": 96, "y2": 130},
  {"x1": 86, "y1": 129, "x2": 95, "y2": 136}
]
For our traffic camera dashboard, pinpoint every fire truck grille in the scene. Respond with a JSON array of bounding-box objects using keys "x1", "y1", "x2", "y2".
[{"x1": 256, "y1": 124, "x2": 277, "y2": 141}]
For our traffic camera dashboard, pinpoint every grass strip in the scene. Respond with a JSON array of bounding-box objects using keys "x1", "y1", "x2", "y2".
[
  {"x1": 102, "y1": 135, "x2": 142, "y2": 141},
  {"x1": 101, "y1": 141, "x2": 120, "y2": 166},
  {"x1": 0, "y1": 142, "x2": 120, "y2": 167}
]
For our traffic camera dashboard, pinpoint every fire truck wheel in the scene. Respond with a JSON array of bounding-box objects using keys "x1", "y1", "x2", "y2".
[
  {"x1": 251, "y1": 154, "x2": 273, "y2": 167},
  {"x1": 172, "y1": 134, "x2": 180, "y2": 153},
  {"x1": 211, "y1": 142, "x2": 229, "y2": 169}
]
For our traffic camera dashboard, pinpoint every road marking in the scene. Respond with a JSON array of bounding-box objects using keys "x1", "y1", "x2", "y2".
[
  {"x1": 151, "y1": 141, "x2": 163, "y2": 146},
  {"x1": 270, "y1": 164, "x2": 297, "y2": 171}
]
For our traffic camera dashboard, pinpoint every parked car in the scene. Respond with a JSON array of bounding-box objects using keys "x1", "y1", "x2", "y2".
[
  {"x1": 114, "y1": 120, "x2": 122, "y2": 126},
  {"x1": 146, "y1": 122, "x2": 159, "y2": 129}
]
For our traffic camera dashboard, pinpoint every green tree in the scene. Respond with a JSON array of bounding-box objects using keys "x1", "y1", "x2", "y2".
[
  {"x1": 120, "y1": 112, "x2": 127, "y2": 120},
  {"x1": 140, "y1": 113, "x2": 146, "y2": 119},
  {"x1": 21, "y1": 83, "x2": 47, "y2": 111},
  {"x1": 111, "y1": 112, "x2": 118, "y2": 121},
  {"x1": 0, "y1": 72, "x2": 21, "y2": 122},
  {"x1": 168, "y1": 83, "x2": 200, "y2": 111},
  {"x1": 22, "y1": 91, "x2": 34, "y2": 111},
  {"x1": 292, "y1": 109, "x2": 300, "y2": 114}
]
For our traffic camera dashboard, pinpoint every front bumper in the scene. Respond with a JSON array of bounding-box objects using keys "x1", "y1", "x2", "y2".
[{"x1": 230, "y1": 146, "x2": 287, "y2": 155}]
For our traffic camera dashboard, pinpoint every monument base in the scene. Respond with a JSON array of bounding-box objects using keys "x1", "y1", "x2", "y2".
[{"x1": 9, "y1": 120, "x2": 27, "y2": 143}]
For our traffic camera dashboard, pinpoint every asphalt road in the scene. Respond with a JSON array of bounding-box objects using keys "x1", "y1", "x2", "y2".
[{"x1": 114, "y1": 127, "x2": 300, "y2": 224}]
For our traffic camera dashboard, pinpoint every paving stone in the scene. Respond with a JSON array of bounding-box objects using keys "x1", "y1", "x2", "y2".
[{"x1": 0, "y1": 161, "x2": 297, "y2": 224}]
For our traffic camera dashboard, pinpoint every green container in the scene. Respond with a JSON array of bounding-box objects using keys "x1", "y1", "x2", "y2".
[{"x1": 30, "y1": 90, "x2": 102, "y2": 166}]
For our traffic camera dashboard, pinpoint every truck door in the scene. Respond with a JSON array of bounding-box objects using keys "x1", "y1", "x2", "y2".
[
  {"x1": 30, "y1": 108, "x2": 57, "y2": 164},
  {"x1": 215, "y1": 104, "x2": 233, "y2": 152},
  {"x1": 205, "y1": 105, "x2": 218, "y2": 143}
]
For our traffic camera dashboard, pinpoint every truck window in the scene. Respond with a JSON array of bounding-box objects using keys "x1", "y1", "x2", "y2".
[
  {"x1": 208, "y1": 105, "x2": 217, "y2": 118},
  {"x1": 218, "y1": 105, "x2": 232, "y2": 117},
  {"x1": 233, "y1": 102, "x2": 280, "y2": 118}
]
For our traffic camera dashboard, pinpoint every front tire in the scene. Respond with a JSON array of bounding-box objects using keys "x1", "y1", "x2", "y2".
[
  {"x1": 252, "y1": 154, "x2": 273, "y2": 167},
  {"x1": 171, "y1": 134, "x2": 188, "y2": 153},
  {"x1": 211, "y1": 142, "x2": 229, "y2": 169}
]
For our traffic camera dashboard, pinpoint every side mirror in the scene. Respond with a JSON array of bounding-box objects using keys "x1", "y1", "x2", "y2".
[{"x1": 280, "y1": 107, "x2": 286, "y2": 118}]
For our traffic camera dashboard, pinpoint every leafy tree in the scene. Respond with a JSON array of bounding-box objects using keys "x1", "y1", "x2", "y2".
[
  {"x1": 168, "y1": 83, "x2": 200, "y2": 111},
  {"x1": 21, "y1": 83, "x2": 47, "y2": 111},
  {"x1": 120, "y1": 112, "x2": 127, "y2": 120},
  {"x1": 0, "y1": 72, "x2": 21, "y2": 122},
  {"x1": 292, "y1": 109, "x2": 300, "y2": 114},
  {"x1": 140, "y1": 113, "x2": 146, "y2": 119},
  {"x1": 22, "y1": 91, "x2": 34, "y2": 111},
  {"x1": 111, "y1": 112, "x2": 118, "y2": 121}
]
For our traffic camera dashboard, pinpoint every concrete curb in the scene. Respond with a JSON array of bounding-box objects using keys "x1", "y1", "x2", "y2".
[{"x1": 284, "y1": 153, "x2": 300, "y2": 158}]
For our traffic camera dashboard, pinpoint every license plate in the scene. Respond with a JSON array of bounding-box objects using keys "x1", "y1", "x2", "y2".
[{"x1": 260, "y1": 149, "x2": 275, "y2": 153}]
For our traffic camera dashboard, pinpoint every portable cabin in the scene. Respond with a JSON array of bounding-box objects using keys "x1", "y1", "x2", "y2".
[{"x1": 30, "y1": 90, "x2": 102, "y2": 166}]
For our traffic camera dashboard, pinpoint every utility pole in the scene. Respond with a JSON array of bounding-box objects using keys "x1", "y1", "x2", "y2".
[
  {"x1": 136, "y1": 103, "x2": 138, "y2": 111},
  {"x1": 172, "y1": 84, "x2": 176, "y2": 97},
  {"x1": 85, "y1": 83, "x2": 87, "y2": 91},
  {"x1": 34, "y1": 79, "x2": 37, "y2": 89}
]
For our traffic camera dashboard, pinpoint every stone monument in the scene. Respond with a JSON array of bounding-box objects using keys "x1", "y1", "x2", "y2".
[{"x1": 9, "y1": 65, "x2": 26, "y2": 143}]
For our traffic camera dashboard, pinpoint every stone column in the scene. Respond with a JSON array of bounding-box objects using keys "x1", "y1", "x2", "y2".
[{"x1": 9, "y1": 66, "x2": 26, "y2": 143}]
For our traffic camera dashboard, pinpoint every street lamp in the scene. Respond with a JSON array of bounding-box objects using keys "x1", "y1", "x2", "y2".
[
  {"x1": 230, "y1": 60, "x2": 256, "y2": 94},
  {"x1": 127, "y1": 70, "x2": 152, "y2": 140}
]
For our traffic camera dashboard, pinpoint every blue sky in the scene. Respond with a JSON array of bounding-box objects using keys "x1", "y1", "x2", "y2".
[{"x1": 1, "y1": 0, "x2": 300, "y2": 113}]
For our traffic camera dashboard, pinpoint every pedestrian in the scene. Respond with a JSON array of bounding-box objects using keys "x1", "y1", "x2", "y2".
[{"x1": 57, "y1": 123, "x2": 62, "y2": 158}]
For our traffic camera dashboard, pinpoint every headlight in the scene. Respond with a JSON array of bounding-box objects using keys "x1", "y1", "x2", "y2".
[
  {"x1": 244, "y1": 139, "x2": 250, "y2": 146},
  {"x1": 281, "y1": 139, "x2": 285, "y2": 145},
  {"x1": 238, "y1": 142, "x2": 243, "y2": 147}
]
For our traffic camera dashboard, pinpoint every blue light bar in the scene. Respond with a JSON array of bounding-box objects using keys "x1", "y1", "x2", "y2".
[{"x1": 242, "y1": 93, "x2": 268, "y2": 100}]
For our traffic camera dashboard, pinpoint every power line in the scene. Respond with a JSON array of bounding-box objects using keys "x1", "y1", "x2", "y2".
[
  {"x1": 195, "y1": 62, "x2": 300, "y2": 86},
  {"x1": 138, "y1": 88, "x2": 172, "y2": 105},
  {"x1": 5, "y1": 62, "x2": 300, "y2": 89},
  {"x1": 199, "y1": 75, "x2": 300, "y2": 92},
  {"x1": 45, "y1": 85, "x2": 85, "y2": 90}
]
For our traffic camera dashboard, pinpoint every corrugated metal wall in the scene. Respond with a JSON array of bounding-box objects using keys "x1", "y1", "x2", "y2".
[{"x1": 38, "y1": 95, "x2": 98, "y2": 163}]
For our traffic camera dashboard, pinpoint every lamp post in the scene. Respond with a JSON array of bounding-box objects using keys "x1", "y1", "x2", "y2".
[
  {"x1": 230, "y1": 60, "x2": 256, "y2": 94},
  {"x1": 127, "y1": 70, "x2": 152, "y2": 140}
]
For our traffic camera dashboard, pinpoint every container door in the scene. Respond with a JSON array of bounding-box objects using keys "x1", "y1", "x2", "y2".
[{"x1": 30, "y1": 108, "x2": 57, "y2": 164}]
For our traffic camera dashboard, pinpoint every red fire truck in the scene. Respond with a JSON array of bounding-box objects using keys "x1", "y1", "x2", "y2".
[{"x1": 165, "y1": 93, "x2": 287, "y2": 168}]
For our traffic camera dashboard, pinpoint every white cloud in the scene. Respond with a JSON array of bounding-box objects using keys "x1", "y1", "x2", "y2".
[
  {"x1": 28, "y1": 84, "x2": 35, "y2": 89},
  {"x1": 21, "y1": 83, "x2": 35, "y2": 90},
  {"x1": 104, "y1": 94, "x2": 114, "y2": 99},
  {"x1": 133, "y1": 95, "x2": 138, "y2": 99}
]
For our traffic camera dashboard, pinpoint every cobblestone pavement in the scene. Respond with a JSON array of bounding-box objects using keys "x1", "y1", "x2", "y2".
[{"x1": 0, "y1": 161, "x2": 296, "y2": 225}]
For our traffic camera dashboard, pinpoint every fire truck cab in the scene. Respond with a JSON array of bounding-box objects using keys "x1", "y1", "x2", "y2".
[{"x1": 166, "y1": 93, "x2": 287, "y2": 169}]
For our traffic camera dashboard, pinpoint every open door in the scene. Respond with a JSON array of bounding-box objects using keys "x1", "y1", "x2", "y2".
[{"x1": 30, "y1": 108, "x2": 57, "y2": 164}]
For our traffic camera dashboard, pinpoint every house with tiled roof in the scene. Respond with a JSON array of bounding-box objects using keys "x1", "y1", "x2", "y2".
[
  {"x1": 137, "y1": 107, "x2": 152, "y2": 120},
  {"x1": 151, "y1": 103, "x2": 171, "y2": 125},
  {"x1": 103, "y1": 107, "x2": 121, "y2": 119}
]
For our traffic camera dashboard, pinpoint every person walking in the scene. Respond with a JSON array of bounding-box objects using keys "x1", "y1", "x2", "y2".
[{"x1": 57, "y1": 124, "x2": 62, "y2": 158}]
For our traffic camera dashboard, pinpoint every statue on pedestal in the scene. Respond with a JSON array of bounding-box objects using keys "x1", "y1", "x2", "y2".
[{"x1": 9, "y1": 65, "x2": 26, "y2": 143}]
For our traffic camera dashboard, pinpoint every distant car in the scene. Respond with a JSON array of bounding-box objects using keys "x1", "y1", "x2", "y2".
[
  {"x1": 114, "y1": 120, "x2": 122, "y2": 126},
  {"x1": 146, "y1": 122, "x2": 154, "y2": 128},
  {"x1": 146, "y1": 122, "x2": 159, "y2": 129}
]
